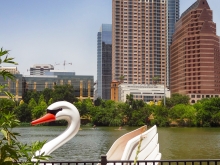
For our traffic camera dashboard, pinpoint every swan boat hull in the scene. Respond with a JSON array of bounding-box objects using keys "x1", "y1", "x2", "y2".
[{"x1": 106, "y1": 125, "x2": 161, "y2": 161}]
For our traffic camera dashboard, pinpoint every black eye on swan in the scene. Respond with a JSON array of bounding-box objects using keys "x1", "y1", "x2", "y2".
[{"x1": 47, "y1": 108, "x2": 62, "y2": 115}]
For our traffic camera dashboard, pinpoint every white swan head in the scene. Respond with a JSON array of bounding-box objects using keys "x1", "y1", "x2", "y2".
[
  {"x1": 31, "y1": 101, "x2": 80, "y2": 126},
  {"x1": 31, "y1": 101, "x2": 81, "y2": 158}
]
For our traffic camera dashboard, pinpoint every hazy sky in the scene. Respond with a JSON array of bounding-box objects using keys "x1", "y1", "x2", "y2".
[{"x1": 1, "y1": 0, "x2": 220, "y2": 80}]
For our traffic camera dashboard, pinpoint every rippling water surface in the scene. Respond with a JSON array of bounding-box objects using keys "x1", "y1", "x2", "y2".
[{"x1": 15, "y1": 126, "x2": 220, "y2": 161}]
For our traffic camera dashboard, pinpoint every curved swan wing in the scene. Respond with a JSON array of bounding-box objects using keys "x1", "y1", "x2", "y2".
[
  {"x1": 107, "y1": 125, "x2": 147, "y2": 160},
  {"x1": 121, "y1": 125, "x2": 158, "y2": 160}
]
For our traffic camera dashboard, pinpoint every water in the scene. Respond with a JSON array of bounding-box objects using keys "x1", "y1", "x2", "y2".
[
  {"x1": 15, "y1": 126, "x2": 220, "y2": 161},
  {"x1": 158, "y1": 127, "x2": 220, "y2": 160}
]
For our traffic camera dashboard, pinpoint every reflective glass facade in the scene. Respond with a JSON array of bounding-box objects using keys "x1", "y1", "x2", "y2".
[
  {"x1": 0, "y1": 72, "x2": 94, "y2": 101},
  {"x1": 0, "y1": 74, "x2": 23, "y2": 100},
  {"x1": 23, "y1": 74, "x2": 94, "y2": 99},
  {"x1": 167, "y1": 0, "x2": 179, "y2": 86},
  {"x1": 97, "y1": 24, "x2": 112, "y2": 100}
]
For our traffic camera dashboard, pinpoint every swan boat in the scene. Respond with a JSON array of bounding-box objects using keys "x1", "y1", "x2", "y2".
[{"x1": 31, "y1": 101, "x2": 161, "y2": 162}]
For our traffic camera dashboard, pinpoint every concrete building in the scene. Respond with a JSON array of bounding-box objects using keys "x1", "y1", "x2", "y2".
[
  {"x1": 0, "y1": 66, "x2": 20, "y2": 74},
  {"x1": 112, "y1": 0, "x2": 179, "y2": 86},
  {"x1": 97, "y1": 24, "x2": 112, "y2": 100},
  {"x1": 170, "y1": 0, "x2": 220, "y2": 103},
  {"x1": 118, "y1": 83, "x2": 170, "y2": 103},
  {"x1": 30, "y1": 64, "x2": 54, "y2": 75}
]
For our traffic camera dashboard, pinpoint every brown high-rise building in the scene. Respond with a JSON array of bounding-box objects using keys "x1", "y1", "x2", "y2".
[
  {"x1": 112, "y1": 0, "x2": 179, "y2": 85},
  {"x1": 170, "y1": 0, "x2": 220, "y2": 103}
]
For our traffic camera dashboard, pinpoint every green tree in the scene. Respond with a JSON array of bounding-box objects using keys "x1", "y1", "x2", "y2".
[
  {"x1": 183, "y1": 105, "x2": 197, "y2": 126},
  {"x1": 0, "y1": 111, "x2": 49, "y2": 164},
  {"x1": 14, "y1": 103, "x2": 32, "y2": 122},
  {"x1": 22, "y1": 90, "x2": 41, "y2": 105},
  {"x1": 0, "y1": 98, "x2": 16, "y2": 112},
  {"x1": 152, "y1": 76, "x2": 160, "y2": 85},
  {"x1": 53, "y1": 84, "x2": 78, "y2": 103},
  {"x1": 104, "y1": 100, "x2": 123, "y2": 126},
  {"x1": 165, "y1": 93, "x2": 190, "y2": 109},
  {"x1": 42, "y1": 88, "x2": 53, "y2": 104},
  {"x1": 116, "y1": 101, "x2": 129, "y2": 125},
  {"x1": 0, "y1": 48, "x2": 49, "y2": 164},
  {"x1": 169, "y1": 104, "x2": 196, "y2": 126},
  {"x1": 150, "y1": 105, "x2": 170, "y2": 127},
  {"x1": 129, "y1": 104, "x2": 151, "y2": 126},
  {"x1": 75, "y1": 98, "x2": 93, "y2": 117},
  {"x1": 32, "y1": 101, "x2": 47, "y2": 120},
  {"x1": 90, "y1": 106, "x2": 110, "y2": 126},
  {"x1": 126, "y1": 94, "x2": 134, "y2": 106},
  {"x1": 28, "y1": 98, "x2": 37, "y2": 110},
  {"x1": 0, "y1": 48, "x2": 17, "y2": 82},
  {"x1": 169, "y1": 104, "x2": 186, "y2": 121},
  {"x1": 94, "y1": 97, "x2": 102, "y2": 106},
  {"x1": 119, "y1": 75, "x2": 125, "y2": 83},
  {"x1": 38, "y1": 94, "x2": 45, "y2": 105},
  {"x1": 48, "y1": 98, "x2": 53, "y2": 105},
  {"x1": 196, "y1": 97, "x2": 220, "y2": 126}
]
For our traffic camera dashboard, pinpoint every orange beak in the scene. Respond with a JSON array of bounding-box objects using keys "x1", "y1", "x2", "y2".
[{"x1": 31, "y1": 113, "x2": 56, "y2": 125}]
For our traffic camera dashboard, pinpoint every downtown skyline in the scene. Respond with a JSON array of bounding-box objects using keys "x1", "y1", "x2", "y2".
[{"x1": 1, "y1": 0, "x2": 220, "y2": 80}]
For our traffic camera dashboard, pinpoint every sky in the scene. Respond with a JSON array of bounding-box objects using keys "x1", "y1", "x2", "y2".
[{"x1": 1, "y1": 0, "x2": 220, "y2": 80}]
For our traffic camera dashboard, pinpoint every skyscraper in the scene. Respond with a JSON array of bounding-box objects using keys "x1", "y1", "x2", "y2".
[
  {"x1": 170, "y1": 0, "x2": 220, "y2": 103},
  {"x1": 97, "y1": 24, "x2": 112, "y2": 100},
  {"x1": 112, "y1": 0, "x2": 179, "y2": 86},
  {"x1": 167, "y1": 0, "x2": 179, "y2": 85}
]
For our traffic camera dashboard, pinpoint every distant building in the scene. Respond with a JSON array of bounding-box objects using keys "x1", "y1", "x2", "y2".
[
  {"x1": 0, "y1": 73, "x2": 23, "y2": 101},
  {"x1": 0, "y1": 66, "x2": 20, "y2": 74},
  {"x1": 30, "y1": 64, "x2": 54, "y2": 75},
  {"x1": 97, "y1": 24, "x2": 112, "y2": 100},
  {"x1": 0, "y1": 71, "x2": 94, "y2": 101},
  {"x1": 24, "y1": 71, "x2": 93, "y2": 100},
  {"x1": 118, "y1": 84, "x2": 170, "y2": 104},
  {"x1": 170, "y1": 0, "x2": 220, "y2": 103}
]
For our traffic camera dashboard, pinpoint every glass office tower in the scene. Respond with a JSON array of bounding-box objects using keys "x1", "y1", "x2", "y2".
[
  {"x1": 167, "y1": 0, "x2": 179, "y2": 86},
  {"x1": 97, "y1": 24, "x2": 112, "y2": 100}
]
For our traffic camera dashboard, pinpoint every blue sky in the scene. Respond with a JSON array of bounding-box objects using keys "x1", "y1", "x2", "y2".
[{"x1": 1, "y1": 0, "x2": 220, "y2": 80}]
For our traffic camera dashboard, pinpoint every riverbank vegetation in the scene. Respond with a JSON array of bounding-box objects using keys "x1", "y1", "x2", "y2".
[{"x1": 5, "y1": 85, "x2": 220, "y2": 127}]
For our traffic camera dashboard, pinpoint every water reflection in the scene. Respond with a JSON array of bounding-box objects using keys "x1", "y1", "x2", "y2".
[{"x1": 15, "y1": 126, "x2": 220, "y2": 161}]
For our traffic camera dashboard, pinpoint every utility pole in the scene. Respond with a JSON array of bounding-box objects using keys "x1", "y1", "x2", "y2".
[
  {"x1": 164, "y1": 73, "x2": 166, "y2": 106},
  {"x1": 164, "y1": 84, "x2": 166, "y2": 106}
]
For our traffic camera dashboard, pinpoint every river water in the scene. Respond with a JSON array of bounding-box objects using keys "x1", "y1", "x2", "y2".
[{"x1": 15, "y1": 126, "x2": 220, "y2": 161}]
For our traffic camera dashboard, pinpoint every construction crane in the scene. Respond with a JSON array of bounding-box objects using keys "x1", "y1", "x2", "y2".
[
  {"x1": 55, "y1": 61, "x2": 72, "y2": 70},
  {"x1": 63, "y1": 60, "x2": 72, "y2": 70}
]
